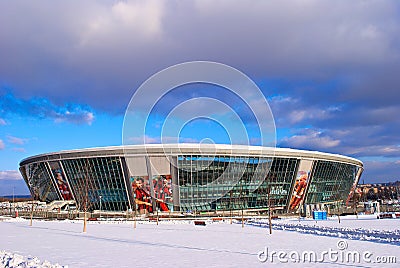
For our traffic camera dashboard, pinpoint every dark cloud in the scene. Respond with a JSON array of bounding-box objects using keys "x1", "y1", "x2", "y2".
[
  {"x1": 278, "y1": 127, "x2": 400, "y2": 183},
  {"x1": 270, "y1": 76, "x2": 400, "y2": 161},
  {"x1": 0, "y1": 92, "x2": 94, "y2": 125},
  {"x1": 278, "y1": 125, "x2": 400, "y2": 158},
  {"x1": 1, "y1": 1, "x2": 399, "y2": 112}
]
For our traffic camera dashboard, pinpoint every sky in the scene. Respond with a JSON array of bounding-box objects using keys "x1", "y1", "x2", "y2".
[{"x1": 1, "y1": 0, "x2": 399, "y2": 195}]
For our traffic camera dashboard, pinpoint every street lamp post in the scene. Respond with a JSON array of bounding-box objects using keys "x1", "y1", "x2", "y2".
[
  {"x1": 99, "y1": 195, "x2": 102, "y2": 219},
  {"x1": 12, "y1": 186, "x2": 15, "y2": 217}
]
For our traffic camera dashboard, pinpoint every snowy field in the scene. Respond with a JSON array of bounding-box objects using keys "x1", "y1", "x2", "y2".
[{"x1": 0, "y1": 215, "x2": 399, "y2": 267}]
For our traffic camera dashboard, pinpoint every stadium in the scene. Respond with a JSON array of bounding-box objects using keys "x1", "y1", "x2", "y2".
[{"x1": 19, "y1": 144, "x2": 363, "y2": 215}]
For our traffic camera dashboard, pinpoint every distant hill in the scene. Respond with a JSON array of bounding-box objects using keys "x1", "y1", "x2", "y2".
[{"x1": 0, "y1": 195, "x2": 32, "y2": 202}]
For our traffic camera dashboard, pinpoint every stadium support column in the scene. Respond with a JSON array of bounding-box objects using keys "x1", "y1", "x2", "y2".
[
  {"x1": 145, "y1": 156, "x2": 156, "y2": 211},
  {"x1": 170, "y1": 156, "x2": 180, "y2": 212},
  {"x1": 120, "y1": 157, "x2": 134, "y2": 211}
]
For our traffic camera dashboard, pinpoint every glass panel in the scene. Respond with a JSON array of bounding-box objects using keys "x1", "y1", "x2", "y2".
[
  {"x1": 177, "y1": 155, "x2": 275, "y2": 212},
  {"x1": 25, "y1": 162, "x2": 59, "y2": 202},
  {"x1": 305, "y1": 160, "x2": 357, "y2": 205},
  {"x1": 62, "y1": 157, "x2": 129, "y2": 212},
  {"x1": 252, "y1": 158, "x2": 298, "y2": 209}
]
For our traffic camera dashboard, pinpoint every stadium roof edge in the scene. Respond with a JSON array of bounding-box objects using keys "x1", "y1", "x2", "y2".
[{"x1": 19, "y1": 143, "x2": 363, "y2": 167}]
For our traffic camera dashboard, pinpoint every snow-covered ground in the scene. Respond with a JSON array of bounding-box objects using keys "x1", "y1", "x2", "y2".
[
  {"x1": 0, "y1": 215, "x2": 399, "y2": 267},
  {"x1": 248, "y1": 215, "x2": 400, "y2": 246}
]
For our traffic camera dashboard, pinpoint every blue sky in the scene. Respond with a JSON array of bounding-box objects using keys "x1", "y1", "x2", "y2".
[{"x1": 1, "y1": 1, "x2": 400, "y2": 195}]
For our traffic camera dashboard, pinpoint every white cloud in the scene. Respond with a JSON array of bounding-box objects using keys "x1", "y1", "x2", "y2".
[
  {"x1": 344, "y1": 145, "x2": 400, "y2": 158},
  {"x1": 0, "y1": 139, "x2": 4, "y2": 150},
  {"x1": 79, "y1": 0, "x2": 164, "y2": 47},
  {"x1": 269, "y1": 95, "x2": 342, "y2": 126},
  {"x1": 0, "y1": 170, "x2": 22, "y2": 181},
  {"x1": 11, "y1": 148, "x2": 26, "y2": 153},
  {"x1": 127, "y1": 135, "x2": 199, "y2": 144},
  {"x1": 288, "y1": 108, "x2": 338, "y2": 124},
  {"x1": 280, "y1": 129, "x2": 340, "y2": 149},
  {"x1": 54, "y1": 111, "x2": 95, "y2": 125},
  {"x1": 360, "y1": 25, "x2": 380, "y2": 40},
  {"x1": 112, "y1": 0, "x2": 163, "y2": 34},
  {"x1": 7, "y1": 135, "x2": 28, "y2": 145},
  {"x1": 128, "y1": 135, "x2": 161, "y2": 144},
  {"x1": 0, "y1": 118, "x2": 6, "y2": 126}
]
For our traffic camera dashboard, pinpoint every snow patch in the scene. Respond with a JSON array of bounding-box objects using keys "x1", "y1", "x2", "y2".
[{"x1": 0, "y1": 251, "x2": 66, "y2": 268}]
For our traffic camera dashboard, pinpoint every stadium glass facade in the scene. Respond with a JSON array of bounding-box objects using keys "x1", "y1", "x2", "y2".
[{"x1": 19, "y1": 144, "x2": 363, "y2": 214}]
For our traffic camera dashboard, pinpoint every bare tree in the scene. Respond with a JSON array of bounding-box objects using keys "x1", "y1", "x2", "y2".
[
  {"x1": 229, "y1": 191, "x2": 233, "y2": 224},
  {"x1": 83, "y1": 161, "x2": 89, "y2": 233},
  {"x1": 82, "y1": 159, "x2": 97, "y2": 233},
  {"x1": 267, "y1": 187, "x2": 273, "y2": 235},
  {"x1": 240, "y1": 182, "x2": 244, "y2": 228},
  {"x1": 29, "y1": 188, "x2": 38, "y2": 226},
  {"x1": 69, "y1": 158, "x2": 98, "y2": 233}
]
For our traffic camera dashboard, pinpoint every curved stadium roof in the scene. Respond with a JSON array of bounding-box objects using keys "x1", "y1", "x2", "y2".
[{"x1": 20, "y1": 144, "x2": 363, "y2": 167}]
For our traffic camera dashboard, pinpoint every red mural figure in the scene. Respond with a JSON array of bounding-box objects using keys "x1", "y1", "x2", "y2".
[
  {"x1": 56, "y1": 172, "x2": 72, "y2": 200},
  {"x1": 152, "y1": 176, "x2": 170, "y2": 212},
  {"x1": 131, "y1": 175, "x2": 172, "y2": 213},
  {"x1": 289, "y1": 172, "x2": 308, "y2": 210},
  {"x1": 132, "y1": 177, "x2": 153, "y2": 214}
]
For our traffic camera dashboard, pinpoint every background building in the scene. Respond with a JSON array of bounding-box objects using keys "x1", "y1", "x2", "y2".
[{"x1": 19, "y1": 144, "x2": 363, "y2": 214}]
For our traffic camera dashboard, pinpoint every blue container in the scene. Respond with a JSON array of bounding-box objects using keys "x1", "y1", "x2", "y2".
[{"x1": 312, "y1": 211, "x2": 327, "y2": 220}]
